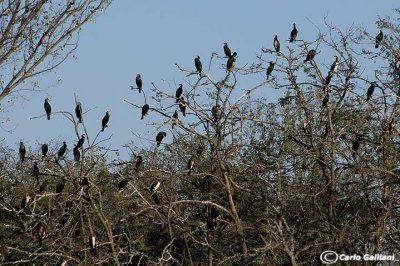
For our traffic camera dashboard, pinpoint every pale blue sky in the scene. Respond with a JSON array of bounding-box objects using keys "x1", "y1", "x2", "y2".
[{"x1": 2, "y1": 1, "x2": 398, "y2": 160}]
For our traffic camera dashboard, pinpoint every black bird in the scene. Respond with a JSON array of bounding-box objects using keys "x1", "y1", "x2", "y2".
[
  {"x1": 211, "y1": 105, "x2": 220, "y2": 122},
  {"x1": 41, "y1": 144, "x2": 48, "y2": 157},
  {"x1": 118, "y1": 178, "x2": 129, "y2": 190},
  {"x1": 273, "y1": 35, "x2": 280, "y2": 53},
  {"x1": 179, "y1": 97, "x2": 186, "y2": 116},
  {"x1": 76, "y1": 134, "x2": 85, "y2": 149},
  {"x1": 58, "y1": 141, "x2": 67, "y2": 159},
  {"x1": 223, "y1": 42, "x2": 232, "y2": 58},
  {"x1": 290, "y1": 23, "x2": 298, "y2": 42},
  {"x1": 266, "y1": 61, "x2": 275, "y2": 79},
  {"x1": 367, "y1": 82, "x2": 377, "y2": 101},
  {"x1": 156, "y1": 132, "x2": 167, "y2": 147},
  {"x1": 73, "y1": 146, "x2": 80, "y2": 161},
  {"x1": 172, "y1": 110, "x2": 179, "y2": 129},
  {"x1": 195, "y1": 56, "x2": 202, "y2": 75},
  {"x1": 38, "y1": 179, "x2": 49, "y2": 194},
  {"x1": 210, "y1": 206, "x2": 220, "y2": 220},
  {"x1": 44, "y1": 98, "x2": 51, "y2": 120},
  {"x1": 175, "y1": 84, "x2": 183, "y2": 102},
  {"x1": 32, "y1": 162, "x2": 39, "y2": 181},
  {"x1": 196, "y1": 146, "x2": 204, "y2": 157},
  {"x1": 322, "y1": 93, "x2": 329, "y2": 107},
  {"x1": 136, "y1": 74, "x2": 142, "y2": 93},
  {"x1": 304, "y1": 49, "x2": 316, "y2": 63},
  {"x1": 101, "y1": 111, "x2": 110, "y2": 131},
  {"x1": 330, "y1": 56, "x2": 339, "y2": 75},
  {"x1": 75, "y1": 102, "x2": 82, "y2": 123},
  {"x1": 80, "y1": 177, "x2": 89, "y2": 188},
  {"x1": 141, "y1": 104, "x2": 149, "y2": 120},
  {"x1": 226, "y1": 52, "x2": 237, "y2": 73},
  {"x1": 20, "y1": 195, "x2": 31, "y2": 210},
  {"x1": 375, "y1": 30, "x2": 383, "y2": 49},
  {"x1": 152, "y1": 193, "x2": 161, "y2": 205},
  {"x1": 187, "y1": 156, "x2": 195, "y2": 175},
  {"x1": 56, "y1": 178, "x2": 65, "y2": 194},
  {"x1": 150, "y1": 180, "x2": 161, "y2": 193},
  {"x1": 19, "y1": 142, "x2": 26, "y2": 162},
  {"x1": 135, "y1": 156, "x2": 143, "y2": 172},
  {"x1": 324, "y1": 74, "x2": 332, "y2": 86},
  {"x1": 352, "y1": 137, "x2": 361, "y2": 158}
]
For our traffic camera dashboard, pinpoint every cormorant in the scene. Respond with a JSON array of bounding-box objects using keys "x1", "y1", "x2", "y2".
[
  {"x1": 226, "y1": 52, "x2": 237, "y2": 73},
  {"x1": 38, "y1": 179, "x2": 49, "y2": 194},
  {"x1": 141, "y1": 104, "x2": 149, "y2": 120},
  {"x1": 80, "y1": 177, "x2": 89, "y2": 187},
  {"x1": 44, "y1": 98, "x2": 51, "y2": 120},
  {"x1": 33, "y1": 162, "x2": 39, "y2": 181},
  {"x1": 367, "y1": 82, "x2": 377, "y2": 101},
  {"x1": 179, "y1": 97, "x2": 186, "y2": 116},
  {"x1": 156, "y1": 132, "x2": 167, "y2": 147},
  {"x1": 223, "y1": 43, "x2": 232, "y2": 58},
  {"x1": 118, "y1": 178, "x2": 129, "y2": 190},
  {"x1": 266, "y1": 61, "x2": 275, "y2": 79},
  {"x1": 73, "y1": 146, "x2": 80, "y2": 161},
  {"x1": 187, "y1": 156, "x2": 195, "y2": 174},
  {"x1": 273, "y1": 35, "x2": 280, "y2": 52},
  {"x1": 20, "y1": 195, "x2": 31, "y2": 210},
  {"x1": 75, "y1": 102, "x2": 82, "y2": 123},
  {"x1": 290, "y1": 23, "x2": 298, "y2": 43},
  {"x1": 152, "y1": 193, "x2": 161, "y2": 205},
  {"x1": 150, "y1": 180, "x2": 161, "y2": 193},
  {"x1": 375, "y1": 30, "x2": 383, "y2": 49},
  {"x1": 330, "y1": 56, "x2": 339, "y2": 75},
  {"x1": 101, "y1": 111, "x2": 110, "y2": 131},
  {"x1": 76, "y1": 134, "x2": 85, "y2": 149},
  {"x1": 89, "y1": 236, "x2": 96, "y2": 252},
  {"x1": 195, "y1": 56, "x2": 202, "y2": 75},
  {"x1": 304, "y1": 49, "x2": 316, "y2": 63},
  {"x1": 211, "y1": 105, "x2": 220, "y2": 121},
  {"x1": 135, "y1": 155, "x2": 143, "y2": 172},
  {"x1": 172, "y1": 111, "x2": 179, "y2": 129},
  {"x1": 42, "y1": 144, "x2": 48, "y2": 157},
  {"x1": 175, "y1": 84, "x2": 183, "y2": 102},
  {"x1": 136, "y1": 74, "x2": 142, "y2": 93},
  {"x1": 58, "y1": 142, "x2": 67, "y2": 159},
  {"x1": 210, "y1": 206, "x2": 220, "y2": 220},
  {"x1": 352, "y1": 137, "x2": 360, "y2": 158},
  {"x1": 322, "y1": 93, "x2": 329, "y2": 107},
  {"x1": 324, "y1": 74, "x2": 332, "y2": 86},
  {"x1": 19, "y1": 142, "x2": 26, "y2": 162},
  {"x1": 56, "y1": 178, "x2": 65, "y2": 194}
]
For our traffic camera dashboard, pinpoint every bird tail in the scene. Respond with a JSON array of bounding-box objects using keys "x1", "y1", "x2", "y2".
[
  {"x1": 101, "y1": 127, "x2": 104, "y2": 132},
  {"x1": 375, "y1": 44, "x2": 379, "y2": 49},
  {"x1": 141, "y1": 116, "x2": 144, "y2": 120},
  {"x1": 47, "y1": 114, "x2": 50, "y2": 120},
  {"x1": 78, "y1": 118, "x2": 82, "y2": 123},
  {"x1": 290, "y1": 39, "x2": 293, "y2": 43},
  {"x1": 157, "y1": 142, "x2": 160, "y2": 147},
  {"x1": 304, "y1": 59, "x2": 307, "y2": 63}
]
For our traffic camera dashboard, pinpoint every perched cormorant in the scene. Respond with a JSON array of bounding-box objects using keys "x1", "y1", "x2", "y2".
[
  {"x1": 33, "y1": 162, "x2": 39, "y2": 181},
  {"x1": 20, "y1": 195, "x2": 31, "y2": 210},
  {"x1": 118, "y1": 178, "x2": 129, "y2": 190},
  {"x1": 352, "y1": 137, "x2": 360, "y2": 158},
  {"x1": 135, "y1": 156, "x2": 143, "y2": 171},
  {"x1": 324, "y1": 74, "x2": 332, "y2": 86},
  {"x1": 19, "y1": 142, "x2": 26, "y2": 162},
  {"x1": 101, "y1": 111, "x2": 110, "y2": 131},
  {"x1": 375, "y1": 30, "x2": 383, "y2": 49},
  {"x1": 195, "y1": 56, "x2": 202, "y2": 75},
  {"x1": 152, "y1": 193, "x2": 161, "y2": 205},
  {"x1": 330, "y1": 56, "x2": 339, "y2": 75},
  {"x1": 156, "y1": 132, "x2": 167, "y2": 147},
  {"x1": 273, "y1": 35, "x2": 280, "y2": 52},
  {"x1": 73, "y1": 146, "x2": 80, "y2": 161},
  {"x1": 367, "y1": 82, "x2": 377, "y2": 101},
  {"x1": 141, "y1": 104, "x2": 149, "y2": 120},
  {"x1": 172, "y1": 111, "x2": 179, "y2": 129},
  {"x1": 187, "y1": 156, "x2": 195, "y2": 174},
  {"x1": 76, "y1": 134, "x2": 85, "y2": 149},
  {"x1": 175, "y1": 84, "x2": 183, "y2": 102},
  {"x1": 223, "y1": 43, "x2": 232, "y2": 58},
  {"x1": 58, "y1": 142, "x2": 67, "y2": 159},
  {"x1": 304, "y1": 49, "x2": 316, "y2": 63},
  {"x1": 44, "y1": 98, "x2": 51, "y2": 120},
  {"x1": 210, "y1": 206, "x2": 220, "y2": 220},
  {"x1": 41, "y1": 144, "x2": 48, "y2": 157},
  {"x1": 150, "y1": 180, "x2": 161, "y2": 193},
  {"x1": 290, "y1": 23, "x2": 298, "y2": 43},
  {"x1": 266, "y1": 61, "x2": 275, "y2": 79},
  {"x1": 179, "y1": 97, "x2": 186, "y2": 116},
  {"x1": 56, "y1": 178, "x2": 65, "y2": 194},
  {"x1": 38, "y1": 179, "x2": 49, "y2": 194},
  {"x1": 136, "y1": 74, "x2": 142, "y2": 93},
  {"x1": 322, "y1": 93, "x2": 329, "y2": 107},
  {"x1": 75, "y1": 102, "x2": 82, "y2": 123},
  {"x1": 80, "y1": 177, "x2": 89, "y2": 188},
  {"x1": 226, "y1": 52, "x2": 237, "y2": 73}
]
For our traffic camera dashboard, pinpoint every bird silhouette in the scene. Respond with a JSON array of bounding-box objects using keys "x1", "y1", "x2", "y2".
[
  {"x1": 195, "y1": 56, "x2": 202, "y2": 75},
  {"x1": 274, "y1": 35, "x2": 280, "y2": 52},
  {"x1": 136, "y1": 74, "x2": 142, "y2": 93},
  {"x1": 44, "y1": 98, "x2": 51, "y2": 120},
  {"x1": 156, "y1": 132, "x2": 167, "y2": 147},
  {"x1": 223, "y1": 42, "x2": 232, "y2": 57},
  {"x1": 75, "y1": 102, "x2": 82, "y2": 123},
  {"x1": 101, "y1": 111, "x2": 110, "y2": 131},
  {"x1": 290, "y1": 23, "x2": 298, "y2": 42},
  {"x1": 375, "y1": 30, "x2": 383, "y2": 49},
  {"x1": 141, "y1": 104, "x2": 149, "y2": 120}
]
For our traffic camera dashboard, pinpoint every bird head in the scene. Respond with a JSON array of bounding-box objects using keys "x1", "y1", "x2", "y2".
[
  {"x1": 137, "y1": 74, "x2": 141, "y2": 78},
  {"x1": 82, "y1": 134, "x2": 85, "y2": 138},
  {"x1": 163, "y1": 132, "x2": 167, "y2": 137},
  {"x1": 232, "y1": 52, "x2": 237, "y2": 57},
  {"x1": 34, "y1": 162, "x2": 37, "y2": 166},
  {"x1": 196, "y1": 56, "x2": 200, "y2": 59},
  {"x1": 20, "y1": 141, "x2": 23, "y2": 145},
  {"x1": 293, "y1": 23, "x2": 296, "y2": 27},
  {"x1": 45, "y1": 98, "x2": 49, "y2": 101},
  {"x1": 106, "y1": 111, "x2": 110, "y2": 115},
  {"x1": 224, "y1": 42, "x2": 227, "y2": 45},
  {"x1": 270, "y1": 61, "x2": 274, "y2": 65},
  {"x1": 63, "y1": 141, "x2": 66, "y2": 145}
]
